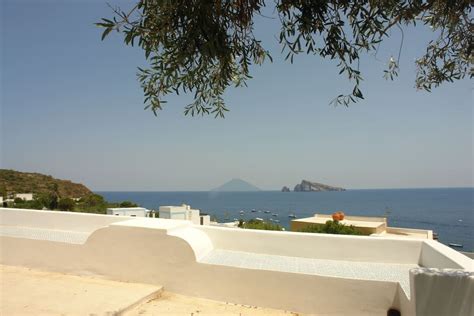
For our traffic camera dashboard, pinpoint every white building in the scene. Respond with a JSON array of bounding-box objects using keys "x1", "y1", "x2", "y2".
[
  {"x1": 159, "y1": 204, "x2": 210, "y2": 225},
  {"x1": 106, "y1": 207, "x2": 150, "y2": 217},
  {"x1": 15, "y1": 193, "x2": 34, "y2": 201}
]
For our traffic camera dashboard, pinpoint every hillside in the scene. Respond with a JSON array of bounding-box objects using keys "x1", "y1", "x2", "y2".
[
  {"x1": 212, "y1": 178, "x2": 261, "y2": 192},
  {"x1": 0, "y1": 169, "x2": 93, "y2": 198}
]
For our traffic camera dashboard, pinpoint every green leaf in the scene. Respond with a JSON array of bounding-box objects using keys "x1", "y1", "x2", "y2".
[{"x1": 101, "y1": 27, "x2": 113, "y2": 41}]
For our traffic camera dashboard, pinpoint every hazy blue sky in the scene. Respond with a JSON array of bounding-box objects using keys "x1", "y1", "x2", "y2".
[{"x1": 1, "y1": 0, "x2": 472, "y2": 191}]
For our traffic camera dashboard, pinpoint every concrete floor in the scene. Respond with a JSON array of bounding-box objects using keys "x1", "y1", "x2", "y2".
[
  {"x1": 1, "y1": 265, "x2": 298, "y2": 316},
  {"x1": 126, "y1": 292, "x2": 300, "y2": 315},
  {"x1": 0, "y1": 265, "x2": 162, "y2": 315}
]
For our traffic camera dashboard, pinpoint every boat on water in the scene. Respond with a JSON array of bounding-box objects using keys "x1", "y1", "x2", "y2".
[
  {"x1": 449, "y1": 243, "x2": 463, "y2": 248},
  {"x1": 251, "y1": 209, "x2": 256, "y2": 213},
  {"x1": 288, "y1": 213, "x2": 297, "y2": 218},
  {"x1": 272, "y1": 213, "x2": 278, "y2": 217},
  {"x1": 239, "y1": 210, "x2": 244, "y2": 214},
  {"x1": 274, "y1": 219, "x2": 280, "y2": 223},
  {"x1": 255, "y1": 217, "x2": 263, "y2": 221},
  {"x1": 264, "y1": 210, "x2": 271, "y2": 214}
]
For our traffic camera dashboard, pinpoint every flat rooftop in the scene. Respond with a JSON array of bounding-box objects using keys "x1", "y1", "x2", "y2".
[
  {"x1": 294, "y1": 216, "x2": 385, "y2": 229},
  {"x1": 1, "y1": 265, "x2": 298, "y2": 315},
  {"x1": 292, "y1": 214, "x2": 433, "y2": 239},
  {"x1": 1, "y1": 265, "x2": 162, "y2": 315},
  {"x1": 130, "y1": 292, "x2": 299, "y2": 315}
]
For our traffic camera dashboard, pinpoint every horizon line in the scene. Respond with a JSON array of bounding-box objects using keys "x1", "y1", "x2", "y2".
[{"x1": 94, "y1": 186, "x2": 474, "y2": 192}]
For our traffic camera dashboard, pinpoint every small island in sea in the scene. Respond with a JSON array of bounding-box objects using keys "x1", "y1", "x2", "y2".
[
  {"x1": 282, "y1": 180, "x2": 345, "y2": 192},
  {"x1": 212, "y1": 178, "x2": 260, "y2": 192}
]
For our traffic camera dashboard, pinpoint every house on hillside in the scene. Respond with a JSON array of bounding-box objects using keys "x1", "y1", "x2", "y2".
[
  {"x1": 15, "y1": 193, "x2": 34, "y2": 201},
  {"x1": 159, "y1": 204, "x2": 210, "y2": 225},
  {"x1": 106, "y1": 207, "x2": 150, "y2": 217}
]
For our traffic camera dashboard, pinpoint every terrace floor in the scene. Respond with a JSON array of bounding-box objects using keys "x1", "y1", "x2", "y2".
[
  {"x1": 128, "y1": 292, "x2": 300, "y2": 315},
  {"x1": 0, "y1": 265, "x2": 162, "y2": 315},
  {"x1": 200, "y1": 249, "x2": 417, "y2": 297},
  {"x1": 0, "y1": 265, "x2": 299, "y2": 315}
]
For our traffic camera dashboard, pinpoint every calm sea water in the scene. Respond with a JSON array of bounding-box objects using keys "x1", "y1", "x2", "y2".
[{"x1": 98, "y1": 189, "x2": 473, "y2": 252}]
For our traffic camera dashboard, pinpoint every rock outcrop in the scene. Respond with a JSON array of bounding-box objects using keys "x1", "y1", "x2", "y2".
[
  {"x1": 293, "y1": 180, "x2": 345, "y2": 192},
  {"x1": 281, "y1": 186, "x2": 291, "y2": 192}
]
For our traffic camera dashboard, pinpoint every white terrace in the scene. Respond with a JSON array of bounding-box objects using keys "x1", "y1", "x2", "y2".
[{"x1": 0, "y1": 208, "x2": 472, "y2": 315}]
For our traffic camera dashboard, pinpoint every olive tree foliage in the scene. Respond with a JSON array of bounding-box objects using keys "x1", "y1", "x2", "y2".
[{"x1": 97, "y1": 1, "x2": 472, "y2": 117}]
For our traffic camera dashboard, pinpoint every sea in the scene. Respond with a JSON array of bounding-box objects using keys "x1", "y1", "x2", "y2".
[{"x1": 98, "y1": 188, "x2": 473, "y2": 252}]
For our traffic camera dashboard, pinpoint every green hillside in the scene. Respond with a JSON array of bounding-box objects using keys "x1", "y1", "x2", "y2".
[{"x1": 0, "y1": 169, "x2": 92, "y2": 198}]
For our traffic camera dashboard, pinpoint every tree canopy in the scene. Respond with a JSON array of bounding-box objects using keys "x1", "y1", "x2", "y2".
[{"x1": 97, "y1": 0, "x2": 472, "y2": 117}]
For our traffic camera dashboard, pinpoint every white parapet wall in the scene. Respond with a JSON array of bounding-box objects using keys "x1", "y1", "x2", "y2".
[
  {"x1": 0, "y1": 208, "x2": 127, "y2": 232},
  {"x1": 198, "y1": 225, "x2": 423, "y2": 264},
  {"x1": 0, "y1": 208, "x2": 472, "y2": 315}
]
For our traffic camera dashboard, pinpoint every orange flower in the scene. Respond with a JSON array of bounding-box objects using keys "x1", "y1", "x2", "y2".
[{"x1": 332, "y1": 211, "x2": 345, "y2": 221}]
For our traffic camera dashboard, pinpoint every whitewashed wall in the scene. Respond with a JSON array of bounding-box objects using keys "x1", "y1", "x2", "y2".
[{"x1": 1, "y1": 208, "x2": 472, "y2": 315}]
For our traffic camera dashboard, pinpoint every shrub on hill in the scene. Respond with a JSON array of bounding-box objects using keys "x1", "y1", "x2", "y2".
[
  {"x1": 119, "y1": 201, "x2": 138, "y2": 207},
  {"x1": 239, "y1": 219, "x2": 283, "y2": 231},
  {"x1": 299, "y1": 220, "x2": 362, "y2": 235},
  {"x1": 58, "y1": 198, "x2": 75, "y2": 212},
  {"x1": 75, "y1": 194, "x2": 107, "y2": 214}
]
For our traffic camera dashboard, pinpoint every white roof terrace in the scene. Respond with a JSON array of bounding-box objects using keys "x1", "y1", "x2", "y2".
[{"x1": 0, "y1": 208, "x2": 472, "y2": 315}]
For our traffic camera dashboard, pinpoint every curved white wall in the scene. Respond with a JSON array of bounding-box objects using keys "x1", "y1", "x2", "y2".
[{"x1": 168, "y1": 226, "x2": 214, "y2": 261}]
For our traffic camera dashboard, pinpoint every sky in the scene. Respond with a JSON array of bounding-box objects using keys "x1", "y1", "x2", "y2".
[{"x1": 1, "y1": 0, "x2": 472, "y2": 191}]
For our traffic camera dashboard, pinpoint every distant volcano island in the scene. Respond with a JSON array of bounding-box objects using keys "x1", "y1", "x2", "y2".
[
  {"x1": 212, "y1": 178, "x2": 261, "y2": 192},
  {"x1": 212, "y1": 178, "x2": 344, "y2": 192},
  {"x1": 282, "y1": 180, "x2": 345, "y2": 192}
]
